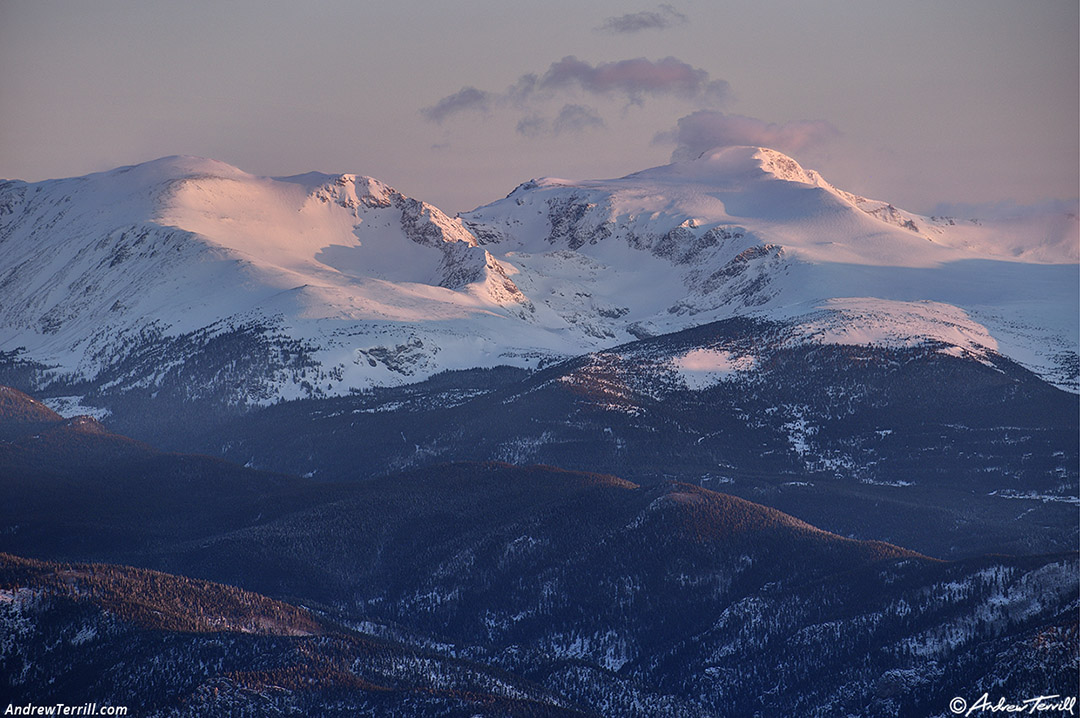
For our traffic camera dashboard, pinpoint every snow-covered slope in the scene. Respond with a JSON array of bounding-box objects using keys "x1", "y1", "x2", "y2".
[
  {"x1": 0, "y1": 147, "x2": 1076, "y2": 411},
  {"x1": 0, "y1": 156, "x2": 573, "y2": 401},
  {"x1": 463, "y1": 146, "x2": 1079, "y2": 388}
]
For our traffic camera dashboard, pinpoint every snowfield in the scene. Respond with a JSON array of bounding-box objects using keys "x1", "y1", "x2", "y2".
[{"x1": 1, "y1": 146, "x2": 1075, "y2": 405}]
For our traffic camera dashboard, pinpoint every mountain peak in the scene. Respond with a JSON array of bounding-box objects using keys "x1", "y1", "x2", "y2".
[
  {"x1": 747, "y1": 146, "x2": 822, "y2": 184},
  {"x1": 103, "y1": 155, "x2": 253, "y2": 185},
  {"x1": 626, "y1": 145, "x2": 825, "y2": 189},
  {"x1": 1, "y1": 150, "x2": 1075, "y2": 410}
]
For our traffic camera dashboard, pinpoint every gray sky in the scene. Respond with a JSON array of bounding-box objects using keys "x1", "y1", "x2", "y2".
[{"x1": 1, "y1": 0, "x2": 1077, "y2": 215}]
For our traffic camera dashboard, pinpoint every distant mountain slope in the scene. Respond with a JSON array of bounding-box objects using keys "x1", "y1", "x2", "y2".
[
  {"x1": 1, "y1": 147, "x2": 1075, "y2": 430},
  {"x1": 0, "y1": 384, "x2": 156, "y2": 464},
  {"x1": 180, "y1": 316, "x2": 1078, "y2": 558},
  {"x1": 0, "y1": 385, "x2": 353, "y2": 559},
  {"x1": 0, "y1": 553, "x2": 590, "y2": 717},
  {"x1": 0, "y1": 400, "x2": 1074, "y2": 718}
]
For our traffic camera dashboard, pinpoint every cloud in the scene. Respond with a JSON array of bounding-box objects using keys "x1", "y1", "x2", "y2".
[
  {"x1": 422, "y1": 55, "x2": 729, "y2": 126},
  {"x1": 596, "y1": 4, "x2": 688, "y2": 34},
  {"x1": 553, "y1": 104, "x2": 606, "y2": 134},
  {"x1": 656, "y1": 110, "x2": 839, "y2": 160},
  {"x1": 536, "y1": 56, "x2": 728, "y2": 106},
  {"x1": 507, "y1": 73, "x2": 540, "y2": 105},
  {"x1": 515, "y1": 115, "x2": 547, "y2": 138},
  {"x1": 420, "y1": 87, "x2": 491, "y2": 124},
  {"x1": 515, "y1": 105, "x2": 606, "y2": 137},
  {"x1": 929, "y1": 197, "x2": 1079, "y2": 221}
]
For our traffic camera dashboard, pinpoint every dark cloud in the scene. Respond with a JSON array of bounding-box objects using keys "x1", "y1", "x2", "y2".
[
  {"x1": 537, "y1": 56, "x2": 728, "y2": 106},
  {"x1": 419, "y1": 87, "x2": 491, "y2": 124},
  {"x1": 596, "y1": 4, "x2": 688, "y2": 34},
  {"x1": 553, "y1": 104, "x2": 606, "y2": 134},
  {"x1": 657, "y1": 110, "x2": 839, "y2": 160},
  {"x1": 422, "y1": 55, "x2": 729, "y2": 126},
  {"x1": 515, "y1": 105, "x2": 605, "y2": 137},
  {"x1": 507, "y1": 73, "x2": 540, "y2": 105},
  {"x1": 515, "y1": 115, "x2": 547, "y2": 137}
]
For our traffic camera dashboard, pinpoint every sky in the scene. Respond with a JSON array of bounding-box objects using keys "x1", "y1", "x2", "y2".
[{"x1": 0, "y1": 0, "x2": 1077, "y2": 216}]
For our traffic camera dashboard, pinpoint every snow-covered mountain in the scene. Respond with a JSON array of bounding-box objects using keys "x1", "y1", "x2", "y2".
[
  {"x1": 1, "y1": 147, "x2": 1076, "y2": 416},
  {"x1": 2, "y1": 151, "x2": 1077, "y2": 716},
  {"x1": 0, "y1": 156, "x2": 555, "y2": 403},
  {"x1": 462, "y1": 146, "x2": 1078, "y2": 387}
]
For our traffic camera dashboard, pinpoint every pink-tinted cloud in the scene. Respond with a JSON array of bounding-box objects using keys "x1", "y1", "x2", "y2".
[
  {"x1": 596, "y1": 4, "x2": 688, "y2": 34},
  {"x1": 422, "y1": 56, "x2": 729, "y2": 126},
  {"x1": 657, "y1": 110, "x2": 839, "y2": 160},
  {"x1": 537, "y1": 56, "x2": 728, "y2": 105},
  {"x1": 420, "y1": 87, "x2": 492, "y2": 124}
]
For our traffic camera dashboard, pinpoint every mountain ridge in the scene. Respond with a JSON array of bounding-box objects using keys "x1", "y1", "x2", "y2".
[
  {"x1": 2, "y1": 147, "x2": 1075, "y2": 422},
  {"x1": 1, "y1": 146, "x2": 1076, "y2": 716},
  {"x1": 1, "y1": 395, "x2": 1074, "y2": 717}
]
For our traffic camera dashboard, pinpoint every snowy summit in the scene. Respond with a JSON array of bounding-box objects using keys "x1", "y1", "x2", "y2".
[{"x1": 0, "y1": 147, "x2": 1076, "y2": 407}]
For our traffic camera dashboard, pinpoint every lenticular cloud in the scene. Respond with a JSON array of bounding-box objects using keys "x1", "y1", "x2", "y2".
[{"x1": 658, "y1": 110, "x2": 839, "y2": 161}]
